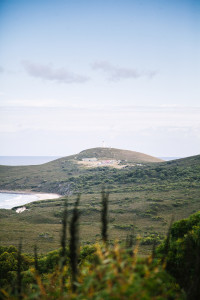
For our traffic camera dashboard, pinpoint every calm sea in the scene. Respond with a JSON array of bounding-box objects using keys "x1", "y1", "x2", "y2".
[
  {"x1": 0, "y1": 192, "x2": 39, "y2": 209},
  {"x1": 0, "y1": 156, "x2": 61, "y2": 166}
]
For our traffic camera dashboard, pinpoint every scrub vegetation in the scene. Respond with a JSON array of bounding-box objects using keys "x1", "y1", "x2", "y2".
[
  {"x1": 1, "y1": 195, "x2": 200, "y2": 299},
  {"x1": 0, "y1": 148, "x2": 200, "y2": 298},
  {"x1": 0, "y1": 149, "x2": 200, "y2": 255}
]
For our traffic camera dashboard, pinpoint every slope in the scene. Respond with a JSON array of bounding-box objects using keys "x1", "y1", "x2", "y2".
[
  {"x1": 0, "y1": 153, "x2": 200, "y2": 254},
  {"x1": 0, "y1": 147, "x2": 162, "y2": 194}
]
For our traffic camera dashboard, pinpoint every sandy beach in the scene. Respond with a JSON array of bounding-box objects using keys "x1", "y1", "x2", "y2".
[
  {"x1": 0, "y1": 190, "x2": 61, "y2": 212},
  {"x1": 0, "y1": 190, "x2": 61, "y2": 200}
]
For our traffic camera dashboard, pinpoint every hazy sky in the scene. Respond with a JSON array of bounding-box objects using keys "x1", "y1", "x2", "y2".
[{"x1": 0, "y1": 0, "x2": 200, "y2": 157}]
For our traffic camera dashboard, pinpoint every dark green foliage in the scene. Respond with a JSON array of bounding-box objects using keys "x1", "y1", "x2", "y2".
[
  {"x1": 69, "y1": 194, "x2": 80, "y2": 291},
  {"x1": 60, "y1": 198, "x2": 68, "y2": 269},
  {"x1": 0, "y1": 191, "x2": 194, "y2": 299},
  {"x1": 38, "y1": 249, "x2": 60, "y2": 273},
  {"x1": 34, "y1": 245, "x2": 39, "y2": 273},
  {"x1": 157, "y1": 211, "x2": 200, "y2": 299},
  {"x1": 2, "y1": 187, "x2": 200, "y2": 299},
  {"x1": 0, "y1": 248, "x2": 18, "y2": 287},
  {"x1": 0, "y1": 245, "x2": 30, "y2": 291},
  {"x1": 17, "y1": 239, "x2": 22, "y2": 299},
  {"x1": 0, "y1": 244, "x2": 184, "y2": 300},
  {"x1": 161, "y1": 216, "x2": 174, "y2": 264},
  {"x1": 101, "y1": 188, "x2": 109, "y2": 243},
  {"x1": 79, "y1": 245, "x2": 96, "y2": 263},
  {"x1": 126, "y1": 227, "x2": 135, "y2": 255}
]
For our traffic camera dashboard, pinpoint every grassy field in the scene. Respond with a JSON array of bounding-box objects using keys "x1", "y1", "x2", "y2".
[
  {"x1": 0, "y1": 148, "x2": 200, "y2": 255},
  {"x1": 0, "y1": 185, "x2": 199, "y2": 255}
]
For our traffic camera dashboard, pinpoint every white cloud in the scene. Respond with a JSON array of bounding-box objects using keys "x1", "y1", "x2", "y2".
[
  {"x1": 0, "y1": 105, "x2": 199, "y2": 132},
  {"x1": 22, "y1": 61, "x2": 89, "y2": 84},
  {"x1": 91, "y1": 61, "x2": 156, "y2": 81},
  {"x1": 0, "y1": 105, "x2": 199, "y2": 156}
]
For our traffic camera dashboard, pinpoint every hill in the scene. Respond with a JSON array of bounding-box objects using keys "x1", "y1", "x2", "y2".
[
  {"x1": 0, "y1": 151, "x2": 199, "y2": 254},
  {"x1": 0, "y1": 147, "x2": 162, "y2": 194},
  {"x1": 72, "y1": 147, "x2": 163, "y2": 162}
]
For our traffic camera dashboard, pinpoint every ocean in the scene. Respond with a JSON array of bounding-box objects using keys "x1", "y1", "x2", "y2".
[
  {"x1": 0, "y1": 192, "x2": 39, "y2": 209},
  {"x1": 0, "y1": 156, "x2": 61, "y2": 166}
]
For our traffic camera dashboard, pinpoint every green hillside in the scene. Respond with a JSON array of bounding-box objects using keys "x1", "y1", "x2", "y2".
[
  {"x1": 1, "y1": 149, "x2": 196, "y2": 195},
  {"x1": 0, "y1": 150, "x2": 199, "y2": 254},
  {"x1": 0, "y1": 147, "x2": 163, "y2": 194}
]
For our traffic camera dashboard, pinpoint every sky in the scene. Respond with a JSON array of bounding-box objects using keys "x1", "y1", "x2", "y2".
[{"x1": 0, "y1": 0, "x2": 200, "y2": 157}]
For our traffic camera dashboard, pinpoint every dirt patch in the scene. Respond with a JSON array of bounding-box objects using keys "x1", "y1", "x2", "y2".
[{"x1": 76, "y1": 159, "x2": 127, "y2": 169}]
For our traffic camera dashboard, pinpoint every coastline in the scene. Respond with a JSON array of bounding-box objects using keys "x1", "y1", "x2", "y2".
[
  {"x1": 0, "y1": 190, "x2": 62, "y2": 212},
  {"x1": 0, "y1": 190, "x2": 61, "y2": 201}
]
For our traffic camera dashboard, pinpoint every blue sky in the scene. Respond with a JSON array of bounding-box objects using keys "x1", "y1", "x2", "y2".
[{"x1": 0, "y1": 0, "x2": 200, "y2": 157}]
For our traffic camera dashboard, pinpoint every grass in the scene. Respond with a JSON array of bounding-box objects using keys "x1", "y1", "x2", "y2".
[
  {"x1": 0, "y1": 149, "x2": 199, "y2": 255},
  {"x1": 0, "y1": 147, "x2": 163, "y2": 194},
  {"x1": 0, "y1": 185, "x2": 200, "y2": 255},
  {"x1": 1, "y1": 191, "x2": 193, "y2": 299}
]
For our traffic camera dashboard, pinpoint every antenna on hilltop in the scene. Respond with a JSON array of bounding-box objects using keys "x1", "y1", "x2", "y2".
[{"x1": 102, "y1": 140, "x2": 106, "y2": 148}]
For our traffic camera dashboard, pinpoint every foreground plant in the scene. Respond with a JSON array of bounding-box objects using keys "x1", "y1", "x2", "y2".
[
  {"x1": 157, "y1": 212, "x2": 200, "y2": 300},
  {"x1": 1, "y1": 242, "x2": 184, "y2": 299}
]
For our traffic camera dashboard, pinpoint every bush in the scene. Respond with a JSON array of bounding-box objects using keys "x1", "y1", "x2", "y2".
[
  {"x1": 157, "y1": 211, "x2": 200, "y2": 299},
  {"x1": 0, "y1": 246, "x2": 31, "y2": 288},
  {"x1": 1, "y1": 244, "x2": 184, "y2": 299}
]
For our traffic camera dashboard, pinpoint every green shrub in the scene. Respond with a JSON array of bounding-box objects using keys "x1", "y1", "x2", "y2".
[
  {"x1": 1, "y1": 244, "x2": 184, "y2": 299},
  {"x1": 157, "y1": 211, "x2": 200, "y2": 299},
  {"x1": 0, "y1": 246, "x2": 31, "y2": 288}
]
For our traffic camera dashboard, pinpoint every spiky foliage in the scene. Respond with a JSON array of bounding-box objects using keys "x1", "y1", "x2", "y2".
[
  {"x1": 60, "y1": 198, "x2": 68, "y2": 269},
  {"x1": 17, "y1": 239, "x2": 22, "y2": 299},
  {"x1": 69, "y1": 194, "x2": 80, "y2": 291},
  {"x1": 151, "y1": 239, "x2": 156, "y2": 260},
  {"x1": 73, "y1": 243, "x2": 183, "y2": 299},
  {"x1": 126, "y1": 226, "x2": 135, "y2": 256},
  {"x1": 101, "y1": 188, "x2": 109, "y2": 243},
  {"x1": 161, "y1": 216, "x2": 174, "y2": 265},
  {"x1": 34, "y1": 245, "x2": 39, "y2": 273}
]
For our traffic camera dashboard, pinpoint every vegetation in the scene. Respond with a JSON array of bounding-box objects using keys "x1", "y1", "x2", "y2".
[
  {"x1": 0, "y1": 149, "x2": 199, "y2": 196},
  {"x1": 0, "y1": 149, "x2": 200, "y2": 298},
  {"x1": 0, "y1": 150, "x2": 199, "y2": 254},
  {"x1": 1, "y1": 183, "x2": 200, "y2": 254},
  {"x1": 157, "y1": 212, "x2": 200, "y2": 300},
  {"x1": 0, "y1": 147, "x2": 165, "y2": 194},
  {"x1": 0, "y1": 192, "x2": 192, "y2": 300}
]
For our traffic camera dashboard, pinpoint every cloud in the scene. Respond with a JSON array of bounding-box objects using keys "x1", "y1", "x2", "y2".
[
  {"x1": 22, "y1": 61, "x2": 89, "y2": 84},
  {"x1": 0, "y1": 66, "x2": 4, "y2": 73},
  {"x1": 91, "y1": 61, "x2": 156, "y2": 81}
]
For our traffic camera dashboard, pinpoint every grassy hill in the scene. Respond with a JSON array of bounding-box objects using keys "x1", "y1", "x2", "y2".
[
  {"x1": 73, "y1": 147, "x2": 163, "y2": 162},
  {"x1": 0, "y1": 147, "x2": 163, "y2": 194},
  {"x1": 0, "y1": 149, "x2": 199, "y2": 254}
]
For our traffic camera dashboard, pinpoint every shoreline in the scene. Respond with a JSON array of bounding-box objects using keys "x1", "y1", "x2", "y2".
[{"x1": 0, "y1": 190, "x2": 61, "y2": 201}]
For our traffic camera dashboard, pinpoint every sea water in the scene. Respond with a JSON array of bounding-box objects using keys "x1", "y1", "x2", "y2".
[
  {"x1": 0, "y1": 192, "x2": 39, "y2": 209},
  {"x1": 0, "y1": 156, "x2": 61, "y2": 166}
]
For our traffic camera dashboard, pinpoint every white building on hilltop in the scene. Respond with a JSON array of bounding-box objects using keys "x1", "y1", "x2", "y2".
[{"x1": 82, "y1": 157, "x2": 97, "y2": 162}]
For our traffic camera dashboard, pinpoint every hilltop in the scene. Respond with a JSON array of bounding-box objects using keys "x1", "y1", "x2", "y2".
[
  {"x1": 70, "y1": 147, "x2": 163, "y2": 162},
  {"x1": 0, "y1": 147, "x2": 162, "y2": 194}
]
